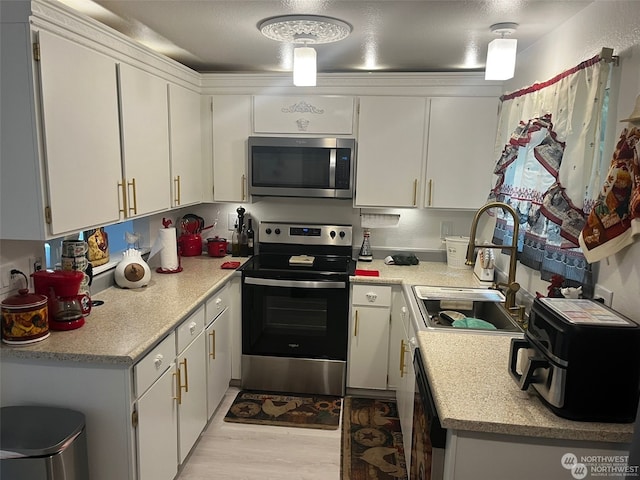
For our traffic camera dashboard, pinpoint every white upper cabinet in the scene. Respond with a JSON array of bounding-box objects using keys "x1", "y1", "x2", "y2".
[
  {"x1": 253, "y1": 95, "x2": 355, "y2": 135},
  {"x1": 118, "y1": 63, "x2": 171, "y2": 217},
  {"x1": 212, "y1": 95, "x2": 252, "y2": 202},
  {"x1": 424, "y1": 96, "x2": 499, "y2": 209},
  {"x1": 355, "y1": 96, "x2": 427, "y2": 208},
  {"x1": 169, "y1": 83, "x2": 203, "y2": 207}
]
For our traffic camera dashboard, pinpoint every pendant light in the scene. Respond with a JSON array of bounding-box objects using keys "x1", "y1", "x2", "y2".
[
  {"x1": 259, "y1": 15, "x2": 351, "y2": 87},
  {"x1": 293, "y1": 44, "x2": 317, "y2": 86},
  {"x1": 485, "y1": 23, "x2": 518, "y2": 81}
]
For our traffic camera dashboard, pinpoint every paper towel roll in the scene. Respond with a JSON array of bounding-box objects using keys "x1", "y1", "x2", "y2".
[{"x1": 152, "y1": 227, "x2": 179, "y2": 271}]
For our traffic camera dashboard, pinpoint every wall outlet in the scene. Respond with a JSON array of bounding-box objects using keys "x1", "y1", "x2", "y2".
[
  {"x1": 29, "y1": 256, "x2": 43, "y2": 274},
  {"x1": 1, "y1": 264, "x2": 17, "y2": 290},
  {"x1": 440, "y1": 221, "x2": 454, "y2": 239},
  {"x1": 594, "y1": 284, "x2": 613, "y2": 307}
]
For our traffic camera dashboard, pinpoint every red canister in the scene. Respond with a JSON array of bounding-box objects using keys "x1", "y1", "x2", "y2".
[
  {"x1": 1, "y1": 289, "x2": 50, "y2": 344},
  {"x1": 206, "y1": 237, "x2": 228, "y2": 257},
  {"x1": 178, "y1": 234, "x2": 203, "y2": 256}
]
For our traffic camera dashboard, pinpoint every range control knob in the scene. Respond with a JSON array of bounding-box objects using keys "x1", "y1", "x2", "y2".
[
  {"x1": 339, "y1": 231, "x2": 346, "y2": 238},
  {"x1": 274, "y1": 228, "x2": 281, "y2": 235},
  {"x1": 330, "y1": 231, "x2": 336, "y2": 239},
  {"x1": 265, "y1": 228, "x2": 272, "y2": 235}
]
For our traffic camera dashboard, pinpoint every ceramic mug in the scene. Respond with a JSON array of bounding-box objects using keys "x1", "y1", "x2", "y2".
[
  {"x1": 62, "y1": 240, "x2": 88, "y2": 257},
  {"x1": 61, "y1": 255, "x2": 88, "y2": 272}
]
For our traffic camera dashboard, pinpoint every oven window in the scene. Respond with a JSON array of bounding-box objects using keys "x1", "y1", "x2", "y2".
[
  {"x1": 264, "y1": 297, "x2": 328, "y2": 336},
  {"x1": 242, "y1": 281, "x2": 348, "y2": 360}
]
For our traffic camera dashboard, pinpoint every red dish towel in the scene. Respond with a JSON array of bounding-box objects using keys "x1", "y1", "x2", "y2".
[
  {"x1": 355, "y1": 269, "x2": 380, "y2": 277},
  {"x1": 221, "y1": 261, "x2": 241, "y2": 269}
]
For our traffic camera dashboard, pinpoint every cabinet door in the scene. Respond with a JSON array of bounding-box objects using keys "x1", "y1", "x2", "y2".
[
  {"x1": 169, "y1": 83, "x2": 203, "y2": 207},
  {"x1": 118, "y1": 63, "x2": 171, "y2": 217},
  {"x1": 137, "y1": 363, "x2": 178, "y2": 480},
  {"x1": 347, "y1": 305, "x2": 390, "y2": 390},
  {"x1": 177, "y1": 332, "x2": 207, "y2": 464},
  {"x1": 212, "y1": 95, "x2": 251, "y2": 202},
  {"x1": 253, "y1": 95, "x2": 355, "y2": 134},
  {"x1": 425, "y1": 97, "x2": 499, "y2": 209},
  {"x1": 38, "y1": 30, "x2": 122, "y2": 234},
  {"x1": 355, "y1": 97, "x2": 426, "y2": 207},
  {"x1": 206, "y1": 307, "x2": 231, "y2": 418},
  {"x1": 388, "y1": 289, "x2": 407, "y2": 390}
]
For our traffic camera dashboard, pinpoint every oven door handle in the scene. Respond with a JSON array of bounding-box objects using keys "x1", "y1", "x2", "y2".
[{"x1": 244, "y1": 277, "x2": 346, "y2": 289}]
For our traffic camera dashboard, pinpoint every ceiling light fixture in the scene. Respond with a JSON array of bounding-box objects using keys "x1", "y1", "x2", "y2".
[
  {"x1": 259, "y1": 15, "x2": 352, "y2": 86},
  {"x1": 485, "y1": 22, "x2": 518, "y2": 81}
]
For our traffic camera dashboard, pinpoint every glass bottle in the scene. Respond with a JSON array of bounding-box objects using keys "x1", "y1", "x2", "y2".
[
  {"x1": 231, "y1": 222, "x2": 240, "y2": 257},
  {"x1": 247, "y1": 218, "x2": 255, "y2": 256},
  {"x1": 239, "y1": 224, "x2": 249, "y2": 257}
]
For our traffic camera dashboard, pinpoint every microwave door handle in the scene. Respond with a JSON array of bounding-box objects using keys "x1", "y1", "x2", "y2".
[{"x1": 329, "y1": 149, "x2": 336, "y2": 189}]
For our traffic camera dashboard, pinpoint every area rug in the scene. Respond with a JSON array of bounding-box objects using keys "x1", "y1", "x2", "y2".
[
  {"x1": 223, "y1": 390, "x2": 342, "y2": 430},
  {"x1": 341, "y1": 397, "x2": 408, "y2": 480}
]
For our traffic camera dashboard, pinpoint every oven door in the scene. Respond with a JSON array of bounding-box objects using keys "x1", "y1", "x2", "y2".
[
  {"x1": 411, "y1": 348, "x2": 446, "y2": 480},
  {"x1": 242, "y1": 276, "x2": 349, "y2": 360}
]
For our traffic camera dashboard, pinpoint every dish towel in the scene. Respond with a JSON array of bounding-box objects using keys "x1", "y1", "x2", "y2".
[{"x1": 579, "y1": 127, "x2": 640, "y2": 262}]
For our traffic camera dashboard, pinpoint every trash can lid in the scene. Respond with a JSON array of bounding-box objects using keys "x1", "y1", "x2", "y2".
[{"x1": 0, "y1": 406, "x2": 86, "y2": 459}]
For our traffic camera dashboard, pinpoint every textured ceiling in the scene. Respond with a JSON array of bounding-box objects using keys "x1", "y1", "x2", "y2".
[{"x1": 59, "y1": 0, "x2": 594, "y2": 74}]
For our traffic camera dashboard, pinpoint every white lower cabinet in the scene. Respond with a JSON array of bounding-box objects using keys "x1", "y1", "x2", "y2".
[
  {"x1": 205, "y1": 284, "x2": 232, "y2": 419},
  {"x1": 137, "y1": 362, "x2": 179, "y2": 480},
  {"x1": 348, "y1": 284, "x2": 392, "y2": 390},
  {"x1": 175, "y1": 305, "x2": 207, "y2": 464}
]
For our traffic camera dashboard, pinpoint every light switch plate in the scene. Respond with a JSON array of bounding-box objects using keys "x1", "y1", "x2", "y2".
[{"x1": 228, "y1": 213, "x2": 237, "y2": 231}]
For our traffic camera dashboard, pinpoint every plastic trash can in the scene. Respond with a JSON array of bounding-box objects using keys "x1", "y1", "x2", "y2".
[{"x1": 1, "y1": 406, "x2": 89, "y2": 480}]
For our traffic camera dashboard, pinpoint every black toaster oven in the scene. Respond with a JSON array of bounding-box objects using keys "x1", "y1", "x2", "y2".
[{"x1": 509, "y1": 298, "x2": 640, "y2": 422}]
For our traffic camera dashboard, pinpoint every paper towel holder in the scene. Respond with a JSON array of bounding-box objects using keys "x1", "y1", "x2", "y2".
[{"x1": 155, "y1": 218, "x2": 183, "y2": 274}]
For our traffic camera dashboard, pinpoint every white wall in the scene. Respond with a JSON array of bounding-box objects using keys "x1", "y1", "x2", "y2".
[{"x1": 502, "y1": 0, "x2": 640, "y2": 318}]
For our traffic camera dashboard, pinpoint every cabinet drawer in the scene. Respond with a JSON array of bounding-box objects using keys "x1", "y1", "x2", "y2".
[
  {"x1": 205, "y1": 283, "x2": 230, "y2": 325},
  {"x1": 176, "y1": 305, "x2": 205, "y2": 354},
  {"x1": 352, "y1": 285, "x2": 392, "y2": 307},
  {"x1": 135, "y1": 331, "x2": 176, "y2": 397}
]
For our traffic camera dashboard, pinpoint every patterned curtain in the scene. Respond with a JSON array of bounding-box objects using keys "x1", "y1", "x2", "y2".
[{"x1": 489, "y1": 54, "x2": 611, "y2": 290}]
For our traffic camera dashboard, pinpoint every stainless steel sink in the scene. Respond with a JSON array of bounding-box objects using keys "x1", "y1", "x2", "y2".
[{"x1": 413, "y1": 286, "x2": 524, "y2": 334}]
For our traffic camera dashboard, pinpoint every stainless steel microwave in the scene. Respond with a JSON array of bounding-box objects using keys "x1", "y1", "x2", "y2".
[{"x1": 248, "y1": 136, "x2": 356, "y2": 199}]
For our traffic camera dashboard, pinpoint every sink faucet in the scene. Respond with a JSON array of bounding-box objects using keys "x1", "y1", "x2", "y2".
[{"x1": 465, "y1": 201, "x2": 524, "y2": 321}]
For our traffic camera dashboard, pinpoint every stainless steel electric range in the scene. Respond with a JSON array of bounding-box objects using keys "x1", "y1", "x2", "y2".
[{"x1": 240, "y1": 222, "x2": 354, "y2": 396}]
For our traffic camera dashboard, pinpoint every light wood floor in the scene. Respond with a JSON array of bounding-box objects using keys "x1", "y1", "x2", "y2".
[{"x1": 176, "y1": 386, "x2": 342, "y2": 480}]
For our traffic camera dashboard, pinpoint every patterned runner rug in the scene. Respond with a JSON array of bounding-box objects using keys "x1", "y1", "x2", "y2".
[
  {"x1": 223, "y1": 390, "x2": 342, "y2": 430},
  {"x1": 341, "y1": 397, "x2": 408, "y2": 480}
]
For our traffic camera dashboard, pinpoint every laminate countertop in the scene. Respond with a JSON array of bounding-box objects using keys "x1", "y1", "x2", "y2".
[
  {"x1": 0, "y1": 256, "x2": 248, "y2": 365},
  {"x1": 417, "y1": 329, "x2": 634, "y2": 444},
  {"x1": 350, "y1": 259, "x2": 487, "y2": 288}
]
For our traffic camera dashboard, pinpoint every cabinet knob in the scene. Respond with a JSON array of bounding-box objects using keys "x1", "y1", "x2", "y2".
[
  {"x1": 216, "y1": 298, "x2": 222, "y2": 307},
  {"x1": 366, "y1": 292, "x2": 378, "y2": 302},
  {"x1": 189, "y1": 321, "x2": 197, "y2": 334},
  {"x1": 154, "y1": 354, "x2": 163, "y2": 368}
]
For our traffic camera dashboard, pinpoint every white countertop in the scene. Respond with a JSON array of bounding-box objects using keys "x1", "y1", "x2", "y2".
[
  {"x1": 417, "y1": 330, "x2": 634, "y2": 444},
  {"x1": 0, "y1": 256, "x2": 248, "y2": 365}
]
